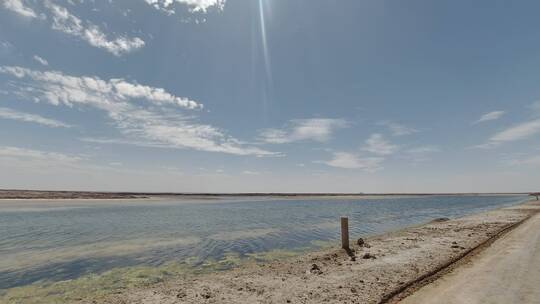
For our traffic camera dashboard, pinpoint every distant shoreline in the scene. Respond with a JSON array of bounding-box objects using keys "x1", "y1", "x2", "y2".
[{"x1": 0, "y1": 189, "x2": 530, "y2": 200}]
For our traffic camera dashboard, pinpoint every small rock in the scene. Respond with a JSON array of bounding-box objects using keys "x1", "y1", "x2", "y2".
[
  {"x1": 177, "y1": 291, "x2": 186, "y2": 298},
  {"x1": 362, "y1": 253, "x2": 376, "y2": 259},
  {"x1": 310, "y1": 263, "x2": 323, "y2": 274},
  {"x1": 351, "y1": 287, "x2": 358, "y2": 293},
  {"x1": 430, "y1": 217, "x2": 450, "y2": 223},
  {"x1": 357, "y1": 238, "x2": 365, "y2": 246}
]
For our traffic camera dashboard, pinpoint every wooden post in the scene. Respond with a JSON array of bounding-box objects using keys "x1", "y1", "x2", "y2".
[{"x1": 341, "y1": 216, "x2": 349, "y2": 250}]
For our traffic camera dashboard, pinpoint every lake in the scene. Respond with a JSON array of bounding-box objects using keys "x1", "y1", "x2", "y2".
[{"x1": 0, "y1": 195, "x2": 527, "y2": 293}]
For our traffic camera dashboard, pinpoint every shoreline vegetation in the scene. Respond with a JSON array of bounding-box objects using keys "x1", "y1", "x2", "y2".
[
  {"x1": 2, "y1": 198, "x2": 536, "y2": 304},
  {"x1": 0, "y1": 189, "x2": 530, "y2": 200}
]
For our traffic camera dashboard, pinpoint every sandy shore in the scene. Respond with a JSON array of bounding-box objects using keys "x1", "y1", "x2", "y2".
[
  {"x1": 400, "y1": 204, "x2": 540, "y2": 304},
  {"x1": 86, "y1": 199, "x2": 539, "y2": 304},
  {"x1": 0, "y1": 189, "x2": 527, "y2": 200}
]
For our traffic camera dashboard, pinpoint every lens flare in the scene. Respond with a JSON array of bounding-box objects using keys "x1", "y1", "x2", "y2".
[{"x1": 258, "y1": 0, "x2": 272, "y2": 87}]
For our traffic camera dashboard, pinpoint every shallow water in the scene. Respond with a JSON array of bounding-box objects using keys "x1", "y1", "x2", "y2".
[{"x1": 0, "y1": 195, "x2": 527, "y2": 291}]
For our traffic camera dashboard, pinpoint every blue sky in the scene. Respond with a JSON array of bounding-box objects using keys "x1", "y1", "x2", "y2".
[{"x1": 1, "y1": 0, "x2": 540, "y2": 193}]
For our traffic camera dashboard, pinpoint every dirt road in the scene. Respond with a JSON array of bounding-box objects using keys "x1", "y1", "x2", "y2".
[{"x1": 400, "y1": 204, "x2": 540, "y2": 304}]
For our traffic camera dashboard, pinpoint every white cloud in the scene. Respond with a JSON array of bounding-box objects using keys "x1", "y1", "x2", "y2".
[
  {"x1": 404, "y1": 145, "x2": 440, "y2": 162},
  {"x1": 32, "y1": 55, "x2": 49, "y2": 66},
  {"x1": 405, "y1": 146, "x2": 440, "y2": 154},
  {"x1": 319, "y1": 152, "x2": 383, "y2": 171},
  {"x1": 259, "y1": 118, "x2": 348, "y2": 144},
  {"x1": 3, "y1": 1, "x2": 144, "y2": 56},
  {"x1": 1, "y1": 66, "x2": 277, "y2": 156},
  {"x1": 0, "y1": 107, "x2": 71, "y2": 128},
  {"x1": 490, "y1": 119, "x2": 540, "y2": 143},
  {"x1": 2, "y1": 0, "x2": 37, "y2": 18},
  {"x1": 242, "y1": 170, "x2": 261, "y2": 175},
  {"x1": 362, "y1": 133, "x2": 398, "y2": 156},
  {"x1": 145, "y1": 0, "x2": 226, "y2": 14},
  {"x1": 377, "y1": 121, "x2": 418, "y2": 136},
  {"x1": 0, "y1": 146, "x2": 81, "y2": 163},
  {"x1": 44, "y1": 1, "x2": 144, "y2": 56},
  {"x1": 0, "y1": 66, "x2": 202, "y2": 109},
  {"x1": 475, "y1": 111, "x2": 505, "y2": 124},
  {"x1": 505, "y1": 155, "x2": 540, "y2": 167}
]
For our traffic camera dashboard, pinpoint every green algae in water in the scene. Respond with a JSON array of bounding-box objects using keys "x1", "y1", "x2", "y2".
[
  {"x1": 0, "y1": 246, "x2": 325, "y2": 304},
  {"x1": 0, "y1": 256, "x2": 243, "y2": 304}
]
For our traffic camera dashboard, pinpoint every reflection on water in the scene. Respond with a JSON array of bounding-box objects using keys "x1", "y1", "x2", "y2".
[{"x1": 0, "y1": 195, "x2": 526, "y2": 295}]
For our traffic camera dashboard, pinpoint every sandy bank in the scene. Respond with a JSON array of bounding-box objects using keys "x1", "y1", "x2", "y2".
[
  {"x1": 89, "y1": 200, "x2": 539, "y2": 304},
  {"x1": 399, "y1": 203, "x2": 540, "y2": 304},
  {"x1": 0, "y1": 189, "x2": 527, "y2": 200}
]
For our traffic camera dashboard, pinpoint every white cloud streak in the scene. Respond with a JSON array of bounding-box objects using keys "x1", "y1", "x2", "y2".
[
  {"x1": 475, "y1": 111, "x2": 505, "y2": 124},
  {"x1": 259, "y1": 118, "x2": 348, "y2": 144},
  {"x1": 403, "y1": 145, "x2": 440, "y2": 162},
  {"x1": 362, "y1": 133, "x2": 398, "y2": 156},
  {"x1": 319, "y1": 152, "x2": 383, "y2": 171},
  {"x1": 2, "y1": 0, "x2": 37, "y2": 18},
  {"x1": 145, "y1": 0, "x2": 226, "y2": 13},
  {"x1": 0, "y1": 66, "x2": 202, "y2": 109},
  {"x1": 0, "y1": 107, "x2": 71, "y2": 128},
  {"x1": 0, "y1": 66, "x2": 277, "y2": 156},
  {"x1": 377, "y1": 121, "x2": 418, "y2": 136},
  {"x1": 490, "y1": 119, "x2": 540, "y2": 143},
  {"x1": 32, "y1": 55, "x2": 49, "y2": 66},
  {"x1": 44, "y1": 1, "x2": 145, "y2": 56},
  {"x1": 0, "y1": 146, "x2": 81, "y2": 163},
  {"x1": 505, "y1": 155, "x2": 540, "y2": 167}
]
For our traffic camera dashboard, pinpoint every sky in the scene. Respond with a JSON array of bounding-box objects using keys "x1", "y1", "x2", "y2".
[{"x1": 1, "y1": 0, "x2": 540, "y2": 193}]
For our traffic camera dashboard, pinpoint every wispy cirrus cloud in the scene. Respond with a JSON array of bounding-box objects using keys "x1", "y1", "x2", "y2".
[
  {"x1": 318, "y1": 152, "x2": 383, "y2": 171},
  {"x1": 145, "y1": 0, "x2": 226, "y2": 14},
  {"x1": 361, "y1": 133, "x2": 398, "y2": 156},
  {"x1": 403, "y1": 145, "x2": 440, "y2": 162},
  {"x1": 0, "y1": 66, "x2": 201, "y2": 109},
  {"x1": 473, "y1": 103, "x2": 540, "y2": 149},
  {"x1": 0, "y1": 107, "x2": 71, "y2": 128},
  {"x1": 259, "y1": 118, "x2": 348, "y2": 144},
  {"x1": 0, "y1": 66, "x2": 278, "y2": 157},
  {"x1": 0, "y1": 146, "x2": 82, "y2": 163},
  {"x1": 2, "y1": 0, "x2": 38, "y2": 18},
  {"x1": 474, "y1": 110, "x2": 505, "y2": 124},
  {"x1": 474, "y1": 119, "x2": 540, "y2": 149},
  {"x1": 504, "y1": 154, "x2": 540, "y2": 167},
  {"x1": 377, "y1": 121, "x2": 418, "y2": 136},
  {"x1": 3, "y1": 1, "x2": 145, "y2": 56},
  {"x1": 44, "y1": 1, "x2": 145, "y2": 56},
  {"x1": 490, "y1": 119, "x2": 540, "y2": 142},
  {"x1": 32, "y1": 55, "x2": 49, "y2": 66}
]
